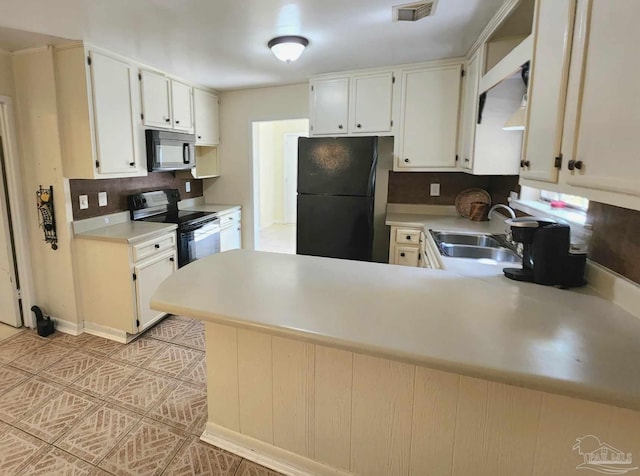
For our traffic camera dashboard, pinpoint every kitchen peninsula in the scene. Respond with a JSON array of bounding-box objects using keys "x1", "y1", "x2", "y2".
[{"x1": 151, "y1": 250, "x2": 640, "y2": 476}]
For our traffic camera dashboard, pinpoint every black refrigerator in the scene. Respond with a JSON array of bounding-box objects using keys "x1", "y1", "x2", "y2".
[{"x1": 297, "y1": 136, "x2": 378, "y2": 262}]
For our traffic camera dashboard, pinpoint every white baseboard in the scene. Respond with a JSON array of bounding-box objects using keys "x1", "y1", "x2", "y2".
[
  {"x1": 83, "y1": 321, "x2": 132, "y2": 344},
  {"x1": 50, "y1": 317, "x2": 84, "y2": 336},
  {"x1": 201, "y1": 422, "x2": 350, "y2": 476},
  {"x1": 586, "y1": 261, "x2": 640, "y2": 320}
]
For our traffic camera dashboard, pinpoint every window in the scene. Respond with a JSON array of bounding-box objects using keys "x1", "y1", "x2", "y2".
[{"x1": 540, "y1": 190, "x2": 589, "y2": 211}]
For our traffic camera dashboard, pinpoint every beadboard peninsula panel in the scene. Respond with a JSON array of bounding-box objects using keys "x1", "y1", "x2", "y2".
[
  {"x1": 69, "y1": 172, "x2": 203, "y2": 220},
  {"x1": 202, "y1": 322, "x2": 640, "y2": 476}
]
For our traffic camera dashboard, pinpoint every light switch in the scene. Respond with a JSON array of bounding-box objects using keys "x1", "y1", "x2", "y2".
[
  {"x1": 185, "y1": 181, "x2": 191, "y2": 193},
  {"x1": 430, "y1": 183, "x2": 441, "y2": 197},
  {"x1": 98, "y1": 191, "x2": 108, "y2": 207},
  {"x1": 79, "y1": 195, "x2": 89, "y2": 210}
]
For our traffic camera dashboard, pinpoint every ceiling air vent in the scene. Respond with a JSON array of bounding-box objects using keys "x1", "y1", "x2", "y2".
[{"x1": 393, "y1": 1, "x2": 437, "y2": 22}]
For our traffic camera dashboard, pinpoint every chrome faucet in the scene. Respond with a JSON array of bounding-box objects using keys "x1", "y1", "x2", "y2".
[{"x1": 488, "y1": 204, "x2": 516, "y2": 220}]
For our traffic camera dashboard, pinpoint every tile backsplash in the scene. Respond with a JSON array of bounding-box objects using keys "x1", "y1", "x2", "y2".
[
  {"x1": 69, "y1": 173, "x2": 203, "y2": 220},
  {"x1": 387, "y1": 172, "x2": 519, "y2": 207},
  {"x1": 587, "y1": 201, "x2": 640, "y2": 285}
]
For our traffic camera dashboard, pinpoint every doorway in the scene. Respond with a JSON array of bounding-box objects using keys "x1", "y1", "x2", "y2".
[
  {"x1": 0, "y1": 96, "x2": 34, "y2": 328},
  {"x1": 252, "y1": 119, "x2": 308, "y2": 254}
]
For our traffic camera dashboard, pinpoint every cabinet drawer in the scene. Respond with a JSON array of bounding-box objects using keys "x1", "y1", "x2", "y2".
[
  {"x1": 220, "y1": 210, "x2": 241, "y2": 227},
  {"x1": 133, "y1": 233, "x2": 176, "y2": 263},
  {"x1": 394, "y1": 246, "x2": 420, "y2": 267},
  {"x1": 395, "y1": 228, "x2": 421, "y2": 244}
]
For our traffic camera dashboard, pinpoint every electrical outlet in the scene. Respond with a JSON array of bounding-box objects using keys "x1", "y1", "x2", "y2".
[
  {"x1": 185, "y1": 181, "x2": 191, "y2": 193},
  {"x1": 430, "y1": 183, "x2": 441, "y2": 197},
  {"x1": 98, "y1": 191, "x2": 108, "y2": 207},
  {"x1": 79, "y1": 195, "x2": 89, "y2": 210}
]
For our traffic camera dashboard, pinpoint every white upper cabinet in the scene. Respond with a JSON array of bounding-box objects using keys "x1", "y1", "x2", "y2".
[
  {"x1": 171, "y1": 80, "x2": 194, "y2": 132},
  {"x1": 55, "y1": 45, "x2": 144, "y2": 179},
  {"x1": 521, "y1": 0, "x2": 575, "y2": 183},
  {"x1": 563, "y1": 0, "x2": 640, "y2": 199},
  {"x1": 459, "y1": 52, "x2": 481, "y2": 170},
  {"x1": 350, "y1": 72, "x2": 394, "y2": 134},
  {"x1": 310, "y1": 77, "x2": 350, "y2": 135},
  {"x1": 140, "y1": 70, "x2": 172, "y2": 129},
  {"x1": 396, "y1": 64, "x2": 462, "y2": 170},
  {"x1": 193, "y1": 88, "x2": 220, "y2": 146}
]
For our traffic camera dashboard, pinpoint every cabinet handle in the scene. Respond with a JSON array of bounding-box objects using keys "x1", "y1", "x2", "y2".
[
  {"x1": 169, "y1": 257, "x2": 175, "y2": 262},
  {"x1": 568, "y1": 160, "x2": 584, "y2": 171},
  {"x1": 129, "y1": 162, "x2": 135, "y2": 167},
  {"x1": 165, "y1": 118, "x2": 170, "y2": 123},
  {"x1": 237, "y1": 227, "x2": 241, "y2": 231},
  {"x1": 175, "y1": 120, "x2": 180, "y2": 124},
  {"x1": 338, "y1": 124, "x2": 343, "y2": 129},
  {"x1": 356, "y1": 124, "x2": 362, "y2": 128},
  {"x1": 400, "y1": 252, "x2": 406, "y2": 257},
  {"x1": 404, "y1": 158, "x2": 410, "y2": 163},
  {"x1": 464, "y1": 158, "x2": 470, "y2": 163},
  {"x1": 197, "y1": 135, "x2": 202, "y2": 139},
  {"x1": 406, "y1": 235, "x2": 411, "y2": 240},
  {"x1": 154, "y1": 244, "x2": 160, "y2": 249},
  {"x1": 521, "y1": 160, "x2": 531, "y2": 168}
]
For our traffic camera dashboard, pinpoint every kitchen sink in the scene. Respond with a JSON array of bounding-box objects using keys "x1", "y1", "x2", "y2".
[
  {"x1": 439, "y1": 243, "x2": 521, "y2": 263},
  {"x1": 430, "y1": 232, "x2": 502, "y2": 248}
]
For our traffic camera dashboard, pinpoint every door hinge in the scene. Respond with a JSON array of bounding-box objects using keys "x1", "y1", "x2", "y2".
[
  {"x1": 136, "y1": 319, "x2": 140, "y2": 328},
  {"x1": 95, "y1": 160, "x2": 100, "y2": 169},
  {"x1": 554, "y1": 155, "x2": 563, "y2": 169},
  {"x1": 87, "y1": 56, "x2": 91, "y2": 66},
  {"x1": 311, "y1": 85, "x2": 314, "y2": 92},
  {"x1": 392, "y1": 76, "x2": 396, "y2": 84},
  {"x1": 132, "y1": 273, "x2": 137, "y2": 281},
  {"x1": 138, "y1": 73, "x2": 142, "y2": 81},
  {"x1": 310, "y1": 124, "x2": 314, "y2": 132},
  {"x1": 418, "y1": 253, "x2": 421, "y2": 260},
  {"x1": 16, "y1": 288, "x2": 22, "y2": 299},
  {"x1": 140, "y1": 113, "x2": 144, "y2": 120},
  {"x1": 390, "y1": 120, "x2": 394, "y2": 127},
  {"x1": 455, "y1": 154, "x2": 459, "y2": 162},
  {"x1": 461, "y1": 69, "x2": 465, "y2": 77}
]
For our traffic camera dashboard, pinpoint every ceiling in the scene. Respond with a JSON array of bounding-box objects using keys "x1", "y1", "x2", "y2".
[{"x1": 0, "y1": 0, "x2": 505, "y2": 90}]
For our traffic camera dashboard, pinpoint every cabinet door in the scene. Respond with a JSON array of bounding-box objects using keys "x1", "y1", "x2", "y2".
[
  {"x1": 398, "y1": 65, "x2": 461, "y2": 169},
  {"x1": 140, "y1": 70, "x2": 172, "y2": 129},
  {"x1": 311, "y1": 78, "x2": 349, "y2": 135},
  {"x1": 194, "y1": 88, "x2": 219, "y2": 146},
  {"x1": 171, "y1": 80, "x2": 194, "y2": 132},
  {"x1": 521, "y1": 0, "x2": 576, "y2": 183},
  {"x1": 460, "y1": 53, "x2": 480, "y2": 170},
  {"x1": 394, "y1": 246, "x2": 420, "y2": 267},
  {"x1": 134, "y1": 250, "x2": 177, "y2": 330},
  {"x1": 351, "y1": 72, "x2": 394, "y2": 133},
  {"x1": 89, "y1": 51, "x2": 138, "y2": 174},
  {"x1": 220, "y1": 224, "x2": 241, "y2": 252},
  {"x1": 564, "y1": 0, "x2": 640, "y2": 197}
]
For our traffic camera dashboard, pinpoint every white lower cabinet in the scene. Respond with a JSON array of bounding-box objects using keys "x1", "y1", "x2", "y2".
[
  {"x1": 75, "y1": 230, "x2": 177, "y2": 341},
  {"x1": 394, "y1": 246, "x2": 420, "y2": 267},
  {"x1": 219, "y1": 209, "x2": 242, "y2": 252},
  {"x1": 389, "y1": 225, "x2": 423, "y2": 267}
]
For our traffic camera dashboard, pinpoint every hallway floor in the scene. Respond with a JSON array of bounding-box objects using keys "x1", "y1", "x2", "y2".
[
  {"x1": 256, "y1": 224, "x2": 296, "y2": 255},
  {"x1": 0, "y1": 317, "x2": 282, "y2": 475}
]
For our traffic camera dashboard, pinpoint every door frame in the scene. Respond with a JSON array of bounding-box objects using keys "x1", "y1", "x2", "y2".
[
  {"x1": 0, "y1": 96, "x2": 35, "y2": 327},
  {"x1": 283, "y1": 132, "x2": 306, "y2": 224}
]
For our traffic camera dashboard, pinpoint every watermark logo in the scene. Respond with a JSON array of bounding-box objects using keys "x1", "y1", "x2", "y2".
[{"x1": 573, "y1": 435, "x2": 638, "y2": 474}]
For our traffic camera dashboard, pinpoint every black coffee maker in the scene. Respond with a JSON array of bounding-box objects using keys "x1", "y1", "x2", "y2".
[{"x1": 503, "y1": 217, "x2": 586, "y2": 287}]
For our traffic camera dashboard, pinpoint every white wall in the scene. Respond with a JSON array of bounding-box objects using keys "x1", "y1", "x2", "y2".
[
  {"x1": 256, "y1": 118, "x2": 309, "y2": 230},
  {"x1": 0, "y1": 52, "x2": 15, "y2": 97},
  {"x1": 12, "y1": 47, "x2": 80, "y2": 326},
  {"x1": 204, "y1": 83, "x2": 309, "y2": 249}
]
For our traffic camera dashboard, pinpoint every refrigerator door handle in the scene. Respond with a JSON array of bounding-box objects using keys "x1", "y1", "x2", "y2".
[{"x1": 366, "y1": 154, "x2": 378, "y2": 198}]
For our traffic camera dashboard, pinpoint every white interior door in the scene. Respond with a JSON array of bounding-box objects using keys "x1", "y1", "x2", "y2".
[
  {"x1": 284, "y1": 133, "x2": 306, "y2": 224},
  {"x1": 0, "y1": 136, "x2": 21, "y2": 327}
]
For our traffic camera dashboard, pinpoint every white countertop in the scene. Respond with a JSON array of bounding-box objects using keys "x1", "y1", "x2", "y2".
[
  {"x1": 74, "y1": 221, "x2": 177, "y2": 244},
  {"x1": 181, "y1": 204, "x2": 241, "y2": 214},
  {"x1": 152, "y1": 249, "x2": 640, "y2": 411}
]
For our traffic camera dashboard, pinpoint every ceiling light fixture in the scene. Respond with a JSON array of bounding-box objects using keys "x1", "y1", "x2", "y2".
[{"x1": 268, "y1": 35, "x2": 309, "y2": 63}]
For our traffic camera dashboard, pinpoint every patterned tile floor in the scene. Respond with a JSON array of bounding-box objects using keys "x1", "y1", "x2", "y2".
[{"x1": 0, "y1": 316, "x2": 282, "y2": 475}]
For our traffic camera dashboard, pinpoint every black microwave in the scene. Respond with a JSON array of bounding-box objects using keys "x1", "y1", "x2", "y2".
[{"x1": 146, "y1": 130, "x2": 195, "y2": 172}]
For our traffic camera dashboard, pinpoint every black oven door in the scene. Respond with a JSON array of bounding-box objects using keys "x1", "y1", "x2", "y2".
[{"x1": 178, "y1": 218, "x2": 221, "y2": 267}]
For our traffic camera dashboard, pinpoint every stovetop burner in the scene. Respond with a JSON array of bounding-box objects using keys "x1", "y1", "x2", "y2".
[
  {"x1": 142, "y1": 210, "x2": 211, "y2": 226},
  {"x1": 127, "y1": 189, "x2": 217, "y2": 228}
]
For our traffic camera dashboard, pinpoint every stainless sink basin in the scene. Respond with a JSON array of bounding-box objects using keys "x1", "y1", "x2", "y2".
[
  {"x1": 431, "y1": 232, "x2": 502, "y2": 248},
  {"x1": 439, "y1": 244, "x2": 521, "y2": 263}
]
